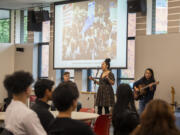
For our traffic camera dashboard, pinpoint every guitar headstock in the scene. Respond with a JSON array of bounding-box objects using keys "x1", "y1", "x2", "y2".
[{"x1": 171, "y1": 87, "x2": 175, "y2": 95}]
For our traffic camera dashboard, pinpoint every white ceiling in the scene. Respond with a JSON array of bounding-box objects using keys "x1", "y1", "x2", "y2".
[{"x1": 0, "y1": 0, "x2": 66, "y2": 9}]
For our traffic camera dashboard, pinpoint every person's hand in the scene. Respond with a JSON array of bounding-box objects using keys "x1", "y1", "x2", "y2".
[
  {"x1": 89, "y1": 76, "x2": 94, "y2": 81},
  {"x1": 105, "y1": 75, "x2": 109, "y2": 80},
  {"x1": 149, "y1": 83, "x2": 153, "y2": 90},
  {"x1": 134, "y1": 86, "x2": 139, "y2": 92}
]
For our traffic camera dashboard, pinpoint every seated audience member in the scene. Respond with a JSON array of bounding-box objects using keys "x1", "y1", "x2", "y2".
[
  {"x1": 112, "y1": 84, "x2": 139, "y2": 135},
  {"x1": 48, "y1": 81, "x2": 95, "y2": 135},
  {"x1": 32, "y1": 79, "x2": 55, "y2": 132},
  {"x1": 3, "y1": 71, "x2": 46, "y2": 135},
  {"x1": 63, "y1": 72, "x2": 71, "y2": 82},
  {"x1": 131, "y1": 99, "x2": 180, "y2": 135},
  {"x1": 63, "y1": 71, "x2": 82, "y2": 111}
]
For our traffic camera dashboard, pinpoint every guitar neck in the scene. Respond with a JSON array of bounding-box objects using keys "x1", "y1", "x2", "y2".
[{"x1": 141, "y1": 82, "x2": 157, "y2": 90}]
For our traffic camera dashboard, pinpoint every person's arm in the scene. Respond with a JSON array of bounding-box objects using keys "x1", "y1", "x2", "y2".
[
  {"x1": 89, "y1": 76, "x2": 99, "y2": 85},
  {"x1": 133, "y1": 79, "x2": 142, "y2": 89},
  {"x1": 106, "y1": 72, "x2": 115, "y2": 85},
  {"x1": 23, "y1": 112, "x2": 47, "y2": 135}
]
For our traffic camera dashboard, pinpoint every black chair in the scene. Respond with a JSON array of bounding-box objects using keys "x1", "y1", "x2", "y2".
[{"x1": 0, "y1": 129, "x2": 13, "y2": 135}]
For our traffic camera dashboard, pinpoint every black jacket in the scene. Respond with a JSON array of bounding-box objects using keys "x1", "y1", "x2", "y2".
[
  {"x1": 31, "y1": 99, "x2": 54, "y2": 132},
  {"x1": 113, "y1": 109, "x2": 139, "y2": 135},
  {"x1": 48, "y1": 118, "x2": 95, "y2": 135}
]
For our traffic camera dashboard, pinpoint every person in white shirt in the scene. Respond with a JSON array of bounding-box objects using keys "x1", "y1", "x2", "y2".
[{"x1": 3, "y1": 71, "x2": 47, "y2": 135}]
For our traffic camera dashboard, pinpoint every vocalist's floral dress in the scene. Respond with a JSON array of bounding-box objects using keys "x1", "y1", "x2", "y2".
[{"x1": 96, "y1": 71, "x2": 115, "y2": 107}]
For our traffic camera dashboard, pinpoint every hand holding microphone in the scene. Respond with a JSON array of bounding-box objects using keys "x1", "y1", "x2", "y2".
[{"x1": 89, "y1": 76, "x2": 94, "y2": 81}]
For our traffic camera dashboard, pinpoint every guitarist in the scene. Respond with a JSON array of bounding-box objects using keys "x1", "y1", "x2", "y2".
[{"x1": 133, "y1": 68, "x2": 156, "y2": 114}]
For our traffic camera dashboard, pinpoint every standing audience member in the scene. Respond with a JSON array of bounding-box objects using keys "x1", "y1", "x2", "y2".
[
  {"x1": 48, "y1": 81, "x2": 95, "y2": 135},
  {"x1": 32, "y1": 79, "x2": 55, "y2": 132},
  {"x1": 3, "y1": 71, "x2": 46, "y2": 135},
  {"x1": 131, "y1": 99, "x2": 180, "y2": 135},
  {"x1": 112, "y1": 84, "x2": 139, "y2": 135}
]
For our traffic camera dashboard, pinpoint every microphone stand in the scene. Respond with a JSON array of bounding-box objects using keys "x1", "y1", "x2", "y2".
[{"x1": 93, "y1": 68, "x2": 99, "y2": 112}]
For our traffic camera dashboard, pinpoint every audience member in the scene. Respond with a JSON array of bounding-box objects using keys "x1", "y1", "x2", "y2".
[
  {"x1": 3, "y1": 71, "x2": 46, "y2": 135},
  {"x1": 32, "y1": 79, "x2": 55, "y2": 132},
  {"x1": 131, "y1": 99, "x2": 180, "y2": 135},
  {"x1": 62, "y1": 71, "x2": 82, "y2": 111},
  {"x1": 112, "y1": 84, "x2": 139, "y2": 135},
  {"x1": 48, "y1": 81, "x2": 94, "y2": 135},
  {"x1": 63, "y1": 72, "x2": 71, "y2": 82}
]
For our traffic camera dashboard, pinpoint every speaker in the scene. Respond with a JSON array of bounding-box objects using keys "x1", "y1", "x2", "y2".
[
  {"x1": 140, "y1": 0, "x2": 147, "y2": 15},
  {"x1": 128, "y1": 0, "x2": 147, "y2": 15},
  {"x1": 35, "y1": 10, "x2": 50, "y2": 23},
  {"x1": 28, "y1": 11, "x2": 42, "y2": 32}
]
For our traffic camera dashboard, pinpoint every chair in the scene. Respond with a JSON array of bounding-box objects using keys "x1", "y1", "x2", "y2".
[
  {"x1": 94, "y1": 114, "x2": 112, "y2": 135},
  {"x1": 79, "y1": 108, "x2": 95, "y2": 126}
]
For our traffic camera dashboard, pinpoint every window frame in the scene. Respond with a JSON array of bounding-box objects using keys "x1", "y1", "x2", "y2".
[{"x1": 38, "y1": 42, "x2": 49, "y2": 79}]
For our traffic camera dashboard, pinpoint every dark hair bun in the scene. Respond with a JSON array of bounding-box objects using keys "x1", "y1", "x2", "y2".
[{"x1": 105, "y1": 58, "x2": 111, "y2": 63}]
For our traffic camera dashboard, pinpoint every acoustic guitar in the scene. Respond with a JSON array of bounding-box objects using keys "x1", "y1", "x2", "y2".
[{"x1": 134, "y1": 81, "x2": 159, "y2": 100}]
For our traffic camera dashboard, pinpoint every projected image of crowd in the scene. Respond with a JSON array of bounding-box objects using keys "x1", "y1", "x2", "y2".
[{"x1": 62, "y1": 0, "x2": 117, "y2": 60}]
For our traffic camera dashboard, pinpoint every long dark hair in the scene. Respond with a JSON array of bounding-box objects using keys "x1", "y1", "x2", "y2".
[
  {"x1": 142, "y1": 68, "x2": 155, "y2": 83},
  {"x1": 104, "y1": 58, "x2": 111, "y2": 69},
  {"x1": 131, "y1": 99, "x2": 180, "y2": 135},
  {"x1": 112, "y1": 84, "x2": 138, "y2": 120}
]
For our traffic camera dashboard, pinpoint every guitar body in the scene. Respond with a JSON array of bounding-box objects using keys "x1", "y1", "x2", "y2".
[{"x1": 134, "y1": 84, "x2": 147, "y2": 100}]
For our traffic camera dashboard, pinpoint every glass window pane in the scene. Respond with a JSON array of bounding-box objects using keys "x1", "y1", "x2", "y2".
[
  {"x1": 24, "y1": 10, "x2": 28, "y2": 43},
  {"x1": 42, "y1": 21, "x2": 50, "y2": 42},
  {"x1": 128, "y1": 13, "x2": 136, "y2": 37},
  {"x1": 0, "y1": 10, "x2": 10, "y2": 43},
  {"x1": 118, "y1": 80, "x2": 134, "y2": 88},
  {"x1": 82, "y1": 69, "x2": 88, "y2": 92},
  {"x1": 155, "y1": 0, "x2": 168, "y2": 34},
  {"x1": 41, "y1": 45, "x2": 49, "y2": 77},
  {"x1": 91, "y1": 69, "x2": 102, "y2": 78},
  {"x1": 112, "y1": 69, "x2": 117, "y2": 93},
  {"x1": 120, "y1": 40, "x2": 135, "y2": 78},
  {"x1": 42, "y1": 7, "x2": 50, "y2": 42}
]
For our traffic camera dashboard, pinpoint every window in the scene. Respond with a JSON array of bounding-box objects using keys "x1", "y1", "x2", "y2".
[
  {"x1": 117, "y1": 13, "x2": 136, "y2": 88},
  {"x1": 24, "y1": 10, "x2": 28, "y2": 43},
  {"x1": 38, "y1": 43, "x2": 49, "y2": 78},
  {"x1": 0, "y1": 10, "x2": 10, "y2": 43},
  {"x1": 42, "y1": 7, "x2": 50, "y2": 43},
  {"x1": 117, "y1": 39, "x2": 135, "y2": 88},
  {"x1": 155, "y1": 0, "x2": 168, "y2": 34},
  {"x1": 42, "y1": 21, "x2": 50, "y2": 42},
  {"x1": 38, "y1": 7, "x2": 50, "y2": 78}
]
